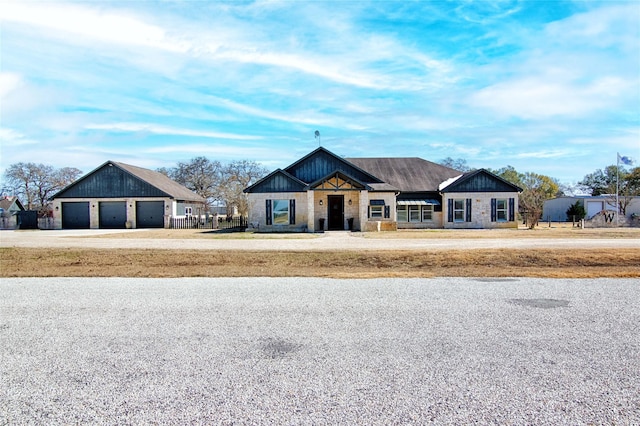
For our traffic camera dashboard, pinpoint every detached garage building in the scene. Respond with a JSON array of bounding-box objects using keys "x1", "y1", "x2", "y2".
[{"x1": 51, "y1": 161, "x2": 206, "y2": 229}]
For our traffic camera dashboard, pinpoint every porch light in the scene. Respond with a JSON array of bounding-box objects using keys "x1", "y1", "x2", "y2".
[
  {"x1": 348, "y1": 199, "x2": 352, "y2": 205},
  {"x1": 319, "y1": 200, "x2": 323, "y2": 206}
]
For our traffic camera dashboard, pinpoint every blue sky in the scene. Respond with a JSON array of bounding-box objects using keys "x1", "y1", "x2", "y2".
[{"x1": 1, "y1": 0, "x2": 639, "y2": 187}]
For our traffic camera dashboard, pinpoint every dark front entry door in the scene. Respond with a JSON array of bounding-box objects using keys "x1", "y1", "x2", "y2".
[{"x1": 327, "y1": 195, "x2": 344, "y2": 230}]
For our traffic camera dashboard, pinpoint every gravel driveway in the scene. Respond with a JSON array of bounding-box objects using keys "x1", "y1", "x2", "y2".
[{"x1": 2, "y1": 277, "x2": 638, "y2": 424}]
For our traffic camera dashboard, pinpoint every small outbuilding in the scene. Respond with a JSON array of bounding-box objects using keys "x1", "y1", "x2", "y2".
[
  {"x1": 0, "y1": 196, "x2": 26, "y2": 229},
  {"x1": 51, "y1": 161, "x2": 206, "y2": 229}
]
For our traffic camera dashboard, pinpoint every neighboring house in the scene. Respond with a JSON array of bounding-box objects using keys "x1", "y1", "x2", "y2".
[
  {"x1": 51, "y1": 161, "x2": 207, "y2": 229},
  {"x1": 0, "y1": 196, "x2": 25, "y2": 229},
  {"x1": 244, "y1": 147, "x2": 521, "y2": 232},
  {"x1": 543, "y1": 195, "x2": 640, "y2": 222}
]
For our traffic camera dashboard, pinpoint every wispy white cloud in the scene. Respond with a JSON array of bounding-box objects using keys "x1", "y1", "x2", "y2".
[
  {"x1": 469, "y1": 75, "x2": 632, "y2": 119},
  {"x1": 1, "y1": 1, "x2": 189, "y2": 53},
  {"x1": 1, "y1": 1, "x2": 638, "y2": 183},
  {"x1": 0, "y1": 72, "x2": 23, "y2": 98},
  {"x1": 85, "y1": 123, "x2": 263, "y2": 140},
  {"x1": 0, "y1": 128, "x2": 37, "y2": 146},
  {"x1": 514, "y1": 149, "x2": 574, "y2": 159}
]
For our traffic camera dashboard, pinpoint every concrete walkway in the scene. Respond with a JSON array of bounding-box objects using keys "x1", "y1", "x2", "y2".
[{"x1": 2, "y1": 229, "x2": 639, "y2": 251}]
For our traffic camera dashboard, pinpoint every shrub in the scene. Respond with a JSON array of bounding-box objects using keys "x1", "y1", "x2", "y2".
[{"x1": 566, "y1": 200, "x2": 586, "y2": 221}]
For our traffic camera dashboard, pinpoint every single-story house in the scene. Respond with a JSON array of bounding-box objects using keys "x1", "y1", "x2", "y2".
[
  {"x1": 244, "y1": 147, "x2": 521, "y2": 232},
  {"x1": 543, "y1": 195, "x2": 640, "y2": 222},
  {"x1": 51, "y1": 161, "x2": 206, "y2": 229},
  {"x1": 0, "y1": 196, "x2": 26, "y2": 229}
]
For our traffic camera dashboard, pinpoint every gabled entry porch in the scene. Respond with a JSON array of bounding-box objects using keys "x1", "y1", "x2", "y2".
[{"x1": 307, "y1": 171, "x2": 370, "y2": 232}]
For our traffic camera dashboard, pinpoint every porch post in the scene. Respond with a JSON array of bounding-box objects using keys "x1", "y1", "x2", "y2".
[
  {"x1": 359, "y1": 190, "x2": 369, "y2": 231},
  {"x1": 307, "y1": 190, "x2": 315, "y2": 232}
]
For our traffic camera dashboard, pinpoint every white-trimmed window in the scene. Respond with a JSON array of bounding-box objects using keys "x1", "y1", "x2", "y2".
[
  {"x1": 370, "y1": 205, "x2": 383, "y2": 218},
  {"x1": 454, "y1": 199, "x2": 465, "y2": 222},
  {"x1": 397, "y1": 205, "x2": 408, "y2": 222},
  {"x1": 496, "y1": 199, "x2": 508, "y2": 222},
  {"x1": 422, "y1": 205, "x2": 433, "y2": 221},
  {"x1": 491, "y1": 198, "x2": 513, "y2": 222},
  {"x1": 185, "y1": 207, "x2": 192, "y2": 217},
  {"x1": 369, "y1": 200, "x2": 385, "y2": 218},
  {"x1": 272, "y1": 199, "x2": 290, "y2": 225},
  {"x1": 409, "y1": 205, "x2": 420, "y2": 222}
]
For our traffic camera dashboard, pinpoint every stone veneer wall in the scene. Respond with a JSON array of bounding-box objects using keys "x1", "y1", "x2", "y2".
[
  {"x1": 442, "y1": 192, "x2": 519, "y2": 229},
  {"x1": 247, "y1": 192, "x2": 309, "y2": 232}
]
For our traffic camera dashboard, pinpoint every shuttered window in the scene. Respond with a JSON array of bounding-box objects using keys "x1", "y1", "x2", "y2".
[
  {"x1": 266, "y1": 199, "x2": 295, "y2": 225},
  {"x1": 449, "y1": 198, "x2": 472, "y2": 222},
  {"x1": 492, "y1": 198, "x2": 515, "y2": 222}
]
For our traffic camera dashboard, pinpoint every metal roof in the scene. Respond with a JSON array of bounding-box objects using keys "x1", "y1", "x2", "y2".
[{"x1": 396, "y1": 199, "x2": 441, "y2": 206}]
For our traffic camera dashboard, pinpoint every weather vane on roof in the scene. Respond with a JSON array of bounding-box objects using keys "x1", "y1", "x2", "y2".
[{"x1": 315, "y1": 130, "x2": 321, "y2": 147}]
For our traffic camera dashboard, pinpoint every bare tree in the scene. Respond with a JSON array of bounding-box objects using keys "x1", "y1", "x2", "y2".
[
  {"x1": 164, "y1": 157, "x2": 224, "y2": 208},
  {"x1": 518, "y1": 172, "x2": 560, "y2": 228},
  {"x1": 439, "y1": 157, "x2": 471, "y2": 172},
  {"x1": 220, "y1": 160, "x2": 269, "y2": 216},
  {"x1": 159, "y1": 157, "x2": 267, "y2": 215},
  {"x1": 3, "y1": 162, "x2": 82, "y2": 215},
  {"x1": 491, "y1": 166, "x2": 560, "y2": 228}
]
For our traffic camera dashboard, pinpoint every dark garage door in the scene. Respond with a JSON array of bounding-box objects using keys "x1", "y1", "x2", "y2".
[
  {"x1": 62, "y1": 202, "x2": 90, "y2": 229},
  {"x1": 136, "y1": 201, "x2": 164, "y2": 228},
  {"x1": 99, "y1": 201, "x2": 127, "y2": 229}
]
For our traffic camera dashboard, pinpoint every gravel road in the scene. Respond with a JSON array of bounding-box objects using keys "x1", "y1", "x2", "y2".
[
  {"x1": 2, "y1": 229, "x2": 640, "y2": 251},
  {"x1": 1, "y1": 277, "x2": 638, "y2": 424}
]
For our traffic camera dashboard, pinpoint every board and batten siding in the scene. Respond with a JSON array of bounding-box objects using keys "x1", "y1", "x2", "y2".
[{"x1": 55, "y1": 165, "x2": 170, "y2": 198}]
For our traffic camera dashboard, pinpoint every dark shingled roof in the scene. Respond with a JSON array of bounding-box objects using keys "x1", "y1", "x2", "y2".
[
  {"x1": 345, "y1": 157, "x2": 462, "y2": 192},
  {"x1": 113, "y1": 162, "x2": 207, "y2": 202}
]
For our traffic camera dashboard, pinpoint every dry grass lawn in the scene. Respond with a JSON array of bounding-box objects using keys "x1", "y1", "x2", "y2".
[
  {"x1": 2, "y1": 226, "x2": 639, "y2": 278},
  {"x1": 2, "y1": 247, "x2": 639, "y2": 278}
]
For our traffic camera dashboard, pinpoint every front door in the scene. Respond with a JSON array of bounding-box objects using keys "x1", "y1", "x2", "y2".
[{"x1": 328, "y1": 195, "x2": 344, "y2": 230}]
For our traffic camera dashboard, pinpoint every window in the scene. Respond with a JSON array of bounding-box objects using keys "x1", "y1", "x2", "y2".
[
  {"x1": 397, "y1": 205, "x2": 407, "y2": 222},
  {"x1": 272, "y1": 199, "x2": 289, "y2": 225},
  {"x1": 409, "y1": 205, "x2": 420, "y2": 222},
  {"x1": 266, "y1": 199, "x2": 295, "y2": 226},
  {"x1": 448, "y1": 198, "x2": 472, "y2": 223},
  {"x1": 422, "y1": 205, "x2": 433, "y2": 221},
  {"x1": 454, "y1": 199, "x2": 465, "y2": 222},
  {"x1": 370, "y1": 199, "x2": 385, "y2": 218},
  {"x1": 496, "y1": 199, "x2": 507, "y2": 221},
  {"x1": 370, "y1": 205, "x2": 383, "y2": 218},
  {"x1": 491, "y1": 198, "x2": 514, "y2": 222},
  {"x1": 184, "y1": 207, "x2": 192, "y2": 217}
]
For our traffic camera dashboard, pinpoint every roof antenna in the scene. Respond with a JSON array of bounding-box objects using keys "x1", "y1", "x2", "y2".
[{"x1": 315, "y1": 130, "x2": 321, "y2": 147}]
